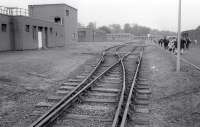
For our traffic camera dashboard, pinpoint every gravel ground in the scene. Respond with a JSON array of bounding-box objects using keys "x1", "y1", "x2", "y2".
[
  {"x1": 145, "y1": 43, "x2": 200, "y2": 127},
  {"x1": 0, "y1": 42, "x2": 123, "y2": 127}
]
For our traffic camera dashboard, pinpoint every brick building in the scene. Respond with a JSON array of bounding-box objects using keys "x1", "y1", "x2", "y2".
[{"x1": 0, "y1": 3, "x2": 77, "y2": 51}]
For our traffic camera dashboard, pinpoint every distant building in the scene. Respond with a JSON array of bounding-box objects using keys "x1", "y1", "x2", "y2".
[
  {"x1": 106, "y1": 33, "x2": 134, "y2": 42},
  {"x1": 78, "y1": 28, "x2": 94, "y2": 42},
  {"x1": 78, "y1": 28, "x2": 106, "y2": 42},
  {"x1": 0, "y1": 3, "x2": 77, "y2": 51},
  {"x1": 182, "y1": 29, "x2": 200, "y2": 45}
]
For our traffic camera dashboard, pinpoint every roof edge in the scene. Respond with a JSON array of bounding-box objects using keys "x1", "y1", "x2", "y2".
[{"x1": 28, "y1": 3, "x2": 77, "y2": 10}]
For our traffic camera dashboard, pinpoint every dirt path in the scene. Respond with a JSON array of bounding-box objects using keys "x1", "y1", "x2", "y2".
[{"x1": 143, "y1": 43, "x2": 200, "y2": 127}]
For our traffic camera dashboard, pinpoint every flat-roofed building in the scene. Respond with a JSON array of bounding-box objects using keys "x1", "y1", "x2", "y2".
[
  {"x1": 29, "y1": 4, "x2": 78, "y2": 44},
  {"x1": 0, "y1": 3, "x2": 77, "y2": 51}
]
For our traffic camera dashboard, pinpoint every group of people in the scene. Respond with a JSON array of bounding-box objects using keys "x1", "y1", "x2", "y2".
[{"x1": 158, "y1": 36, "x2": 192, "y2": 54}]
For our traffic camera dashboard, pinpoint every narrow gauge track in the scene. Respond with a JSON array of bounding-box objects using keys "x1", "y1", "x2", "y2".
[
  {"x1": 29, "y1": 44, "x2": 136, "y2": 127},
  {"x1": 111, "y1": 46, "x2": 145, "y2": 127},
  {"x1": 118, "y1": 47, "x2": 151, "y2": 127}
]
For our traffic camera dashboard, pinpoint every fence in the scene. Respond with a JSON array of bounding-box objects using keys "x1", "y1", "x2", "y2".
[{"x1": 0, "y1": 6, "x2": 31, "y2": 16}]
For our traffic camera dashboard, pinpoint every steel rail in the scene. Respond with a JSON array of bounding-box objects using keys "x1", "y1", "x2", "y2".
[
  {"x1": 31, "y1": 60, "x2": 121, "y2": 127},
  {"x1": 181, "y1": 57, "x2": 200, "y2": 71},
  {"x1": 29, "y1": 45, "x2": 119, "y2": 127},
  {"x1": 30, "y1": 44, "x2": 126, "y2": 127},
  {"x1": 30, "y1": 44, "x2": 131, "y2": 127},
  {"x1": 112, "y1": 46, "x2": 139, "y2": 127},
  {"x1": 112, "y1": 58, "x2": 126, "y2": 127},
  {"x1": 30, "y1": 55, "x2": 104, "y2": 127},
  {"x1": 120, "y1": 48, "x2": 144, "y2": 127}
]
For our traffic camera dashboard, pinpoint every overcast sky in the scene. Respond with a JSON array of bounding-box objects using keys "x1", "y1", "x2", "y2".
[{"x1": 0, "y1": 0, "x2": 200, "y2": 32}]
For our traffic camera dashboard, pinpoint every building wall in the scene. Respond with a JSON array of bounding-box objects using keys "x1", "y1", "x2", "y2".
[
  {"x1": 0, "y1": 14, "x2": 65, "y2": 51},
  {"x1": 0, "y1": 14, "x2": 12, "y2": 51},
  {"x1": 29, "y1": 4, "x2": 78, "y2": 44},
  {"x1": 13, "y1": 16, "x2": 65, "y2": 50},
  {"x1": 78, "y1": 28, "x2": 106, "y2": 42}
]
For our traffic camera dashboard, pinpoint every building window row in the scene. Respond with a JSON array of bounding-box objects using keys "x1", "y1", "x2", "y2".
[{"x1": 24, "y1": 24, "x2": 58, "y2": 40}]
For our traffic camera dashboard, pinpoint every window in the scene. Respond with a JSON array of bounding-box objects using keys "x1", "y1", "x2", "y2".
[
  {"x1": 1, "y1": 24, "x2": 7, "y2": 32},
  {"x1": 54, "y1": 17, "x2": 61, "y2": 24},
  {"x1": 32, "y1": 26, "x2": 37, "y2": 40},
  {"x1": 66, "y1": 10, "x2": 69, "y2": 16},
  {"x1": 50, "y1": 28, "x2": 53, "y2": 33},
  {"x1": 38, "y1": 26, "x2": 43, "y2": 31},
  {"x1": 25, "y1": 25, "x2": 30, "y2": 32},
  {"x1": 73, "y1": 33, "x2": 76, "y2": 39}
]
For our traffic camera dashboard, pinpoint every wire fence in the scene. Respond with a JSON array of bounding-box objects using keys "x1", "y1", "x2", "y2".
[{"x1": 0, "y1": 6, "x2": 31, "y2": 16}]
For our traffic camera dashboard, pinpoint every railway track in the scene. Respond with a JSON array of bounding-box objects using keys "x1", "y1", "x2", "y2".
[
  {"x1": 30, "y1": 43, "x2": 146, "y2": 127},
  {"x1": 119, "y1": 48, "x2": 152, "y2": 127}
]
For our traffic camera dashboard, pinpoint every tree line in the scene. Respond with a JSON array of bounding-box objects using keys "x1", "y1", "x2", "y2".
[{"x1": 78, "y1": 22, "x2": 176, "y2": 36}]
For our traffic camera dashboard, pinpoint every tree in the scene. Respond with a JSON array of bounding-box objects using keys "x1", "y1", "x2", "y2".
[
  {"x1": 131, "y1": 24, "x2": 151, "y2": 36},
  {"x1": 123, "y1": 23, "x2": 132, "y2": 33},
  {"x1": 98, "y1": 26, "x2": 111, "y2": 34},
  {"x1": 87, "y1": 22, "x2": 96, "y2": 30},
  {"x1": 109, "y1": 24, "x2": 122, "y2": 33}
]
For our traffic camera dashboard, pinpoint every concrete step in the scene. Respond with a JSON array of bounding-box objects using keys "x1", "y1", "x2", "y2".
[
  {"x1": 47, "y1": 95, "x2": 63, "y2": 102},
  {"x1": 59, "y1": 85, "x2": 75, "y2": 90},
  {"x1": 68, "y1": 78, "x2": 83, "y2": 82},
  {"x1": 135, "y1": 84, "x2": 150, "y2": 89},
  {"x1": 97, "y1": 84, "x2": 121, "y2": 89},
  {"x1": 136, "y1": 89, "x2": 151, "y2": 94},
  {"x1": 131, "y1": 113, "x2": 150, "y2": 126},
  {"x1": 61, "y1": 82, "x2": 79, "y2": 86},
  {"x1": 102, "y1": 78, "x2": 121, "y2": 83},
  {"x1": 76, "y1": 75, "x2": 86, "y2": 79},
  {"x1": 88, "y1": 92, "x2": 118, "y2": 97},
  {"x1": 63, "y1": 114, "x2": 113, "y2": 122},
  {"x1": 106, "y1": 74, "x2": 120, "y2": 77},
  {"x1": 56, "y1": 90, "x2": 70, "y2": 95},
  {"x1": 35, "y1": 101, "x2": 54, "y2": 108},
  {"x1": 92, "y1": 88, "x2": 120, "y2": 93},
  {"x1": 134, "y1": 105, "x2": 149, "y2": 113},
  {"x1": 82, "y1": 97, "x2": 117, "y2": 103},
  {"x1": 80, "y1": 73, "x2": 90, "y2": 76},
  {"x1": 100, "y1": 80, "x2": 121, "y2": 84},
  {"x1": 134, "y1": 98, "x2": 149, "y2": 105}
]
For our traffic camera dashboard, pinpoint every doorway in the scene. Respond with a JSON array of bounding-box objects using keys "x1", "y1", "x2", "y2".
[
  {"x1": 44, "y1": 27, "x2": 48, "y2": 48},
  {"x1": 38, "y1": 31, "x2": 42, "y2": 49}
]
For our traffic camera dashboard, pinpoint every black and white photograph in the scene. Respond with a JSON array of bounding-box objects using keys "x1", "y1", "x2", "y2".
[{"x1": 0, "y1": 0, "x2": 200, "y2": 126}]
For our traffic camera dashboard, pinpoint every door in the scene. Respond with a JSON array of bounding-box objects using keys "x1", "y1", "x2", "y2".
[
  {"x1": 38, "y1": 31, "x2": 42, "y2": 49},
  {"x1": 44, "y1": 28, "x2": 48, "y2": 48}
]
